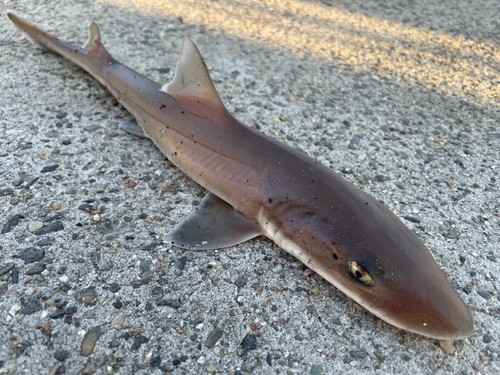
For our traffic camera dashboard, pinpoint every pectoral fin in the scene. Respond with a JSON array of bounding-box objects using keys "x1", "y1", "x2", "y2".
[{"x1": 164, "y1": 193, "x2": 261, "y2": 250}]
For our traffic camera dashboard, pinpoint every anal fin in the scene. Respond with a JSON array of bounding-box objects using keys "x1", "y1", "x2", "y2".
[
  {"x1": 119, "y1": 121, "x2": 149, "y2": 138},
  {"x1": 164, "y1": 193, "x2": 261, "y2": 250}
]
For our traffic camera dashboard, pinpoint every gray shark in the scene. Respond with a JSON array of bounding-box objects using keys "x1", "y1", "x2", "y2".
[{"x1": 7, "y1": 12, "x2": 473, "y2": 340}]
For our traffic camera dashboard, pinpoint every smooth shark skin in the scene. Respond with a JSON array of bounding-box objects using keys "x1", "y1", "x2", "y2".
[{"x1": 7, "y1": 12, "x2": 473, "y2": 340}]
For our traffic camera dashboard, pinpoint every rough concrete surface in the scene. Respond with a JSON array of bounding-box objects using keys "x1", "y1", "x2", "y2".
[{"x1": 0, "y1": 0, "x2": 499, "y2": 374}]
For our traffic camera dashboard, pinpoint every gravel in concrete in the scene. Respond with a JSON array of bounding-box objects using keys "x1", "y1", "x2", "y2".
[{"x1": 0, "y1": 0, "x2": 499, "y2": 374}]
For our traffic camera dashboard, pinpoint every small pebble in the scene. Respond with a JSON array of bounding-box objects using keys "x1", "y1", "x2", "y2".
[
  {"x1": 41, "y1": 165, "x2": 60, "y2": 173},
  {"x1": 92, "y1": 214, "x2": 100, "y2": 222},
  {"x1": 439, "y1": 341, "x2": 455, "y2": 355},
  {"x1": 0, "y1": 262, "x2": 15, "y2": 277},
  {"x1": 207, "y1": 364, "x2": 217, "y2": 373},
  {"x1": 25, "y1": 287, "x2": 36, "y2": 296},
  {"x1": 109, "y1": 283, "x2": 120, "y2": 293},
  {"x1": 111, "y1": 314, "x2": 125, "y2": 330},
  {"x1": 235, "y1": 277, "x2": 246, "y2": 288},
  {"x1": 59, "y1": 275, "x2": 69, "y2": 284},
  {"x1": 81, "y1": 326, "x2": 102, "y2": 356},
  {"x1": 310, "y1": 286, "x2": 320, "y2": 295},
  {"x1": 84, "y1": 125, "x2": 102, "y2": 132},
  {"x1": 28, "y1": 221, "x2": 44, "y2": 233},
  {"x1": 33, "y1": 221, "x2": 64, "y2": 235},
  {"x1": 19, "y1": 248, "x2": 45, "y2": 264},
  {"x1": 65, "y1": 306, "x2": 77, "y2": 314},
  {"x1": 139, "y1": 260, "x2": 150, "y2": 272},
  {"x1": 150, "y1": 356, "x2": 161, "y2": 367},
  {"x1": 11, "y1": 268, "x2": 19, "y2": 284},
  {"x1": 54, "y1": 350, "x2": 71, "y2": 362},
  {"x1": 241, "y1": 333, "x2": 257, "y2": 352},
  {"x1": 197, "y1": 356, "x2": 206, "y2": 364},
  {"x1": 160, "y1": 362, "x2": 174, "y2": 372},
  {"x1": 21, "y1": 298, "x2": 42, "y2": 315},
  {"x1": 272, "y1": 264, "x2": 283, "y2": 273},
  {"x1": 75, "y1": 286, "x2": 99, "y2": 305},
  {"x1": 206, "y1": 327, "x2": 223, "y2": 349},
  {"x1": 9, "y1": 304, "x2": 21, "y2": 316},
  {"x1": 114, "y1": 349, "x2": 125, "y2": 359}
]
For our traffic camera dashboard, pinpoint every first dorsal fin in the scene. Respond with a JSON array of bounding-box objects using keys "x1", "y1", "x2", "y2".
[{"x1": 160, "y1": 38, "x2": 231, "y2": 124}]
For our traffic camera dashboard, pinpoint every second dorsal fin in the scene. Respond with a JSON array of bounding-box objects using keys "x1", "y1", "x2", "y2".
[
  {"x1": 160, "y1": 38, "x2": 231, "y2": 124},
  {"x1": 83, "y1": 22, "x2": 107, "y2": 55}
]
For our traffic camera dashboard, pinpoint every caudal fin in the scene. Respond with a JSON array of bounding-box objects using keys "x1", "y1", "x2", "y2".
[
  {"x1": 7, "y1": 12, "x2": 114, "y2": 87},
  {"x1": 7, "y1": 12, "x2": 60, "y2": 53}
]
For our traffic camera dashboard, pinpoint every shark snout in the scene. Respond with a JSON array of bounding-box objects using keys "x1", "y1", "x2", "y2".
[{"x1": 371, "y1": 269, "x2": 474, "y2": 340}]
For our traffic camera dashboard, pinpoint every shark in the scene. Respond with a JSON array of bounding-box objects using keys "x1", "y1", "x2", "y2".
[{"x1": 7, "y1": 12, "x2": 473, "y2": 340}]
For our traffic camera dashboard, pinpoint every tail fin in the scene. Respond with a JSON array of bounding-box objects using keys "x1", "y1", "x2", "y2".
[
  {"x1": 7, "y1": 12, "x2": 61, "y2": 53},
  {"x1": 7, "y1": 12, "x2": 114, "y2": 86}
]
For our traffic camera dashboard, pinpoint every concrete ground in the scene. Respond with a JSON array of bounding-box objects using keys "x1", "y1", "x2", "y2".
[{"x1": 0, "y1": 0, "x2": 499, "y2": 374}]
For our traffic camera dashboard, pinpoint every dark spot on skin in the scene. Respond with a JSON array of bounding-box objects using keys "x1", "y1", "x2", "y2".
[
  {"x1": 160, "y1": 104, "x2": 166, "y2": 108},
  {"x1": 366, "y1": 202, "x2": 369, "y2": 205},
  {"x1": 181, "y1": 111, "x2": 184, "y2": 114},
  {"x1": 268, "y1": 198, "x2": 273, "y2": 203},
  {"x1": 174, "y1": 152, "x2": 177, "y2": 156},
  {"x1": 332, "y1": 253, "x2": 338, "y2": 260}
]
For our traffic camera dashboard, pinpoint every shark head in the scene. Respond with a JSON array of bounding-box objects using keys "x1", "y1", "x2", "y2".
[{"x1": 261, "y1": 165, "x2": 473, "y2": 340}]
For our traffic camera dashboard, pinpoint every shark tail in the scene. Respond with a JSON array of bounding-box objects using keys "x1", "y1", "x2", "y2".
[{"x1": 7, "y1": 12, "x2": 114, "y2": 87}]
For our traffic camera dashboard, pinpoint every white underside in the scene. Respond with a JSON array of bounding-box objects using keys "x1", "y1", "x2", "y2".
[{"x1": 256, "y1": 209, "x2": 435, "y2": 337}]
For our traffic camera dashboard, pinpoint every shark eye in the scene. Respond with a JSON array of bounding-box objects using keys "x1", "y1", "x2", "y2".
[{"x1": 348, "y1": 261, "x2": 374, "y2": 286}]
